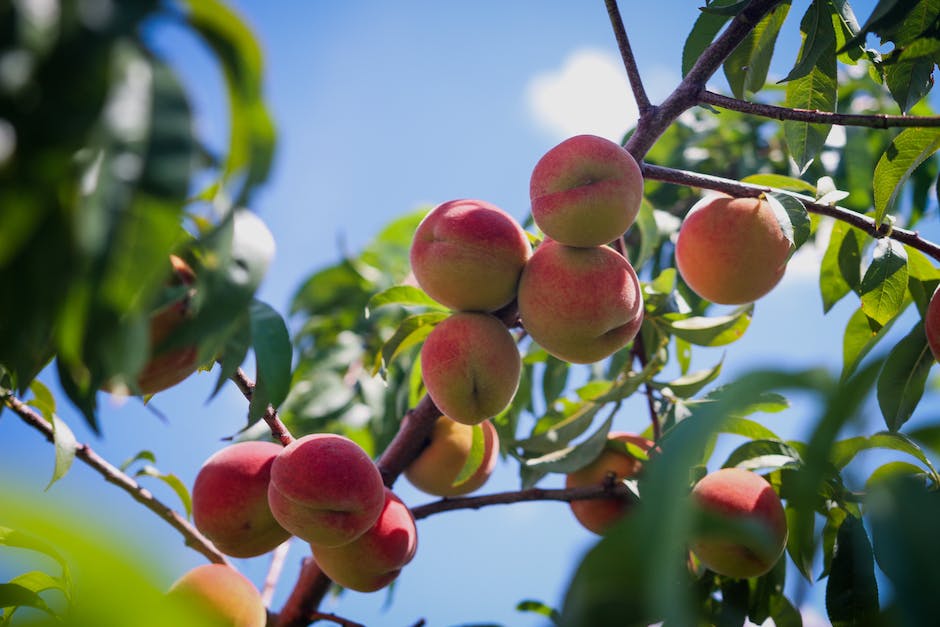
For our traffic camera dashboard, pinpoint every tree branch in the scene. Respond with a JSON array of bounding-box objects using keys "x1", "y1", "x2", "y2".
[
  {"x1": 642, "y1": 162, "x2": 940, "y2": 261},
  {"x1": 625, "y1": 0, "x2": 786, "y2": 160},
  {"x1": 2, "y1": 393, "x2": 230, "y2": 565},
  {"x1": 231, "y1": 367, "x2": 295, "y2": 446},
  {"x1": 308, "y1": 612, "x2": 366, "y2": 627},
  {"x1": 700, "y1": 90, "x2": 940, "y2": 128},
  {"x1": 410, "y1": 483, "x2": 638, "y2": 520},
  {"x1": 262, "y1": 539, "x2": 291, "y2": 607},
  {"x1": 605, "y1": 0, "x2": 652, "y2": 115}
]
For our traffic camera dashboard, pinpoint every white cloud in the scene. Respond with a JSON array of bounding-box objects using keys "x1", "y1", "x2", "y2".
[{"x1": 526, "y1": 49, "x2": 677, "y2": 142}]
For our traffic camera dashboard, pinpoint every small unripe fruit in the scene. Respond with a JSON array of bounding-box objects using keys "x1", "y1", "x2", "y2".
[
  {"x1": 192, "y1": 441, "x2": 290, "y2": 558},
  {"x1": 312, "y1": 489, "x2": 418, "y2": 593},
  {"x1": 565, "y1": 433, "x2": 652, "y2": 534},
  {"x1": 925, "y1": 286, "x2": 940, "y2": 361},
  {"x1": 675, "y1": 194, "x2": 792, "y2": 305},
  {"x1": 530, "y1": 134, "x2": 644, "y2": 247},
  {"x1": 689, "y1": 468, "x2": 788, "y2": 579},
  {"x1": 518, "y1": 239, "x2": 643, "y2": 364},
  {"x1": 409, "y1": 199, "x2": 532, "y2": 312},
  {"x1": 405, "y1": 417, "x2": 499, "y2": 497},
  {"x1": 420, "y1": 312, "x2": 521, "y2": 425},
  {"x1": 268, "y1": 434, "x2": 385, "y2": 547},
  {"x1": 167, "y1": 564, "x2": 266, "y2": 627}
]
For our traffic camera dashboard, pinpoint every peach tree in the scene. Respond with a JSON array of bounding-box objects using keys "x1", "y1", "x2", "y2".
[{"x1": 3, "y1": 0, "x2": 940, "y2": 625}]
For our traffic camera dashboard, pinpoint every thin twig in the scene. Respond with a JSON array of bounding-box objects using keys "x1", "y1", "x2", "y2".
[
  {"x1": 700, "y1": 90, "x2": 940, "y2": 128},
  {"x1": 410, "y1": 484, "x2": 638, "y2": 520},
  {"x1": 641, "y1": 163, "x2": 940, "y2": 262},
  {"x1": 605, "y1": 0, "x2": 652, "y2": 115},
  {"x1": 231, "y1": 367, "x2": 295, "y2": 446},
  {"x1": 276, "y1": 557, "x2": 333, "y2": 627},
  {"x1": 308, "y1": 612, "x2": 366, "y2": 627},
  {"x1": 262, "y1": 539, "x2": 292, "y2": 607},
  {"x1": 3, "y1": 393, "x2": 229, "y2": 565}
]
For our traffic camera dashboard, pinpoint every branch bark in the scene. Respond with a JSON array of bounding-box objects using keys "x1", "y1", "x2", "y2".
[
  {"x1": 605, "y1": 0, "x2": 652, "y2": 115},
  {"x1": 2, "y1": 393, "x2": 230, "y2": 565},
  {"x1": 231, "y1": 367, "x2": 295, "y2": 446}
]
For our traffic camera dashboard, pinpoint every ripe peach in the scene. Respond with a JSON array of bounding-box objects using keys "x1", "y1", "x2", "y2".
[
  {"x1": 192, "y1": 441, "x2": 291, "y2": 558},
  {"x1": 405, "y1": 417, "x2": 499, "y2": 497},
  {"x1": 689, "y1": 467, "x2": 788, "y2": 579},
  {"x1": 267, "y1": 434, "x2": 385, "y2": 547},
  {"x1": 517, "y1": 239, "x2": 643, "y2": 364},
  {"x1": 565, "y1": 433, "x2": 653, "y2": 534},
  {"x1": 420, "y1": 312, "x2": 521, "y2": 425},
  {"x1": 311, "y1": 489, "x2": 418, "y2": 593},
  {"x1": 409, "y1": 199, "x2": 532, "y2": 312},
  {"x1": 926, "y1": 286, "x2": 940, "y2": 361},
  {"x1": 530, "y1": 134, "x2": 644, "y2": 247},
  {"x1": 166, "y1": 564, "x2": 266, "y2": 627},
  {"x1": 675, "y1": 194, "x2": 792, "y2": 305}
]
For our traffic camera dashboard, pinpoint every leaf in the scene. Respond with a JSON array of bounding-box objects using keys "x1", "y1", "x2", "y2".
[
  {"x1": 866, "y1": 461, "x2": 929, "y2": 487},
  {"x1": 542, "y1": 356, "x2": 570, "y2": 407},
  {"x1": 885, "y1": 56, "x2": 936, "y2": 114},
  {"x1": 630, "y1": 199, "x2": 660, "y2": 269},
  {"x1": 830, "y1": 431, "x2": 939, "y2": 481},
  {"x1": 859, "y1": 238, "x2": 909, "y2": 326},
  {"x1": 841, "y1": 306, "x2": 899, "y2": 381},
  {"x1": 376, "y1": 312, "x2": 449, "y2": 374},
  {"x1": 723, "y1": 439, "x2": 803, "y2": 471},
  {"x1": 783, "y1": 21, "x2": 837, "y2": 173},
  {"x1": 786, "y1": 504, "x2": 816, "y2": 581},
  {"x1": 722, "y1": 2, "x2": 790, "y2": 97},
  {"x1": 657, "y1": 304, "x2": 754, "y2": 346},
  {"x1": 136, "y1": 465, "x2": 193, "y2": 519},
  {"x1": 521, "y1": 413, "x2": 614, "y2": 476},
  {"x1": 45, "y1": 413, "x2": 78, "y2": 491},
  {"x1": 0, "y1": 528, "x2": 67, "y2": 570},
  {"x1": 766, "y1": 191, "x2": 811, "y2": 250},
  {"x1": 516, "y1": 599, "x2": 561, "y2": 624},
  {"x1": 718, "y1": 417, "x2": 781, "y2": 442},
  {"x1": 873, "y1": 128, "x2": 940, "y2": 224},
  {"x1": 451, "y1": 423, "x2": 486, "y2": 489},
  {"x1": 0, "y1": 583, "x2": 54, "y2": 615},
  {"x1": 826, "y1": 515, "x2": 879, "y2": 626},
  {"x1": 877, "y1": 321, "x2": 934, "y2": 431},
  {"x1": 365, "y1": 286, "x2": 445, "y2": 316},
  {"x1": 649, "y1": 357, "x2": 723, "y2": 398},
  {"x1": 781, "y1": 0, "x2": 838, "y2": 83},
  {"x1": 740, "y1": 173, "x2": 817, "y2": 193},
  {"x1": 839, "y1": 0, "x2": 922, "y2": 51},
  {"x1": 119, "y1": 450, "x2": 157, "y2": 472},
  {"x1": 683, "y1": 2, "x2": 736, "y2": 77},
  {"x1": 514, "y1": 403, "x2": 603, "y2": 455},
  {"x1": 819, "y1": 220, "x2": 862, "y2": 313},
  {"x1": 247, "y1": 300, "x2": 293, "y2": 422}
]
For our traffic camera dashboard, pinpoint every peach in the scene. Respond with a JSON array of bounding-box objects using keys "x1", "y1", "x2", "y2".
[
  {"x1": 565, "y1": 433, "x2": 653, "y2": 534},
  {"x1": 267, "y1": 434, "x2": 385, "y2": 547},
  {"x1": 517, "y1": 239, "x2": 644, "y2": 364},
  {"x1": 926, "y1": 286, "x2": 940, "y2": 361},
  {"x1": 312, "y1": 489, "x2": 418, "y2": 593},
  {"x1": 675, "y1": 194, "x2": 792, "y2": 305},
  {"x1": 166, "y1": 564, "x2": 266, "y2": 627},
  {"x1": 192, "y1": 441, "x2": 291, "y2": 558},
  {"x1": 530, "y1": 134, "x2": 644, "y2": 247},
  {"x1": 420, "y1": 312, "x2": 521, "y2": 425},
  {"x1": 689, "y1": 468, "x2": 788, "y2": 579},
  {"x1": 409, "y1": 199, "x2": 532, "y2": 312},
  {"x1": 405, "y1": 417, "x2": 499, "y2": 497}
]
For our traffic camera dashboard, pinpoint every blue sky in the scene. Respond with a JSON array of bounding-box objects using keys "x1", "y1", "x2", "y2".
[{"x1": 5, "y1": 1, "x2": 935, "y2": 626}]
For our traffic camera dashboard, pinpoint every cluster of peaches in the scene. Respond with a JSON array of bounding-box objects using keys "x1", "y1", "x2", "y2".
[{"x1": 163, "y1": 134, "x2": 796, "y2": 624}]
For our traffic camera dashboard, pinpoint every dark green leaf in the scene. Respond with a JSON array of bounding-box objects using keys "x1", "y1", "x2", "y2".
[
  {"x1": 683, "y1": 2, "x2": 736, "y2": 77},
  {"x1": 766, "y1": 191, "x2": 811, "y2": 250},
  {"x1": 365, "y1": 286, "x2": 445, "y2": 316},
  {"x1": 820, "y1": 220, "x2": 862, "y2": 313},
  {"x1": 781, "y1": 0, "x2": 838, "y2": 83},
  {"x1": 542, "y1": 356, "x2": 570, "y2": 407},
  {"x1": 723, "y1": 2, "x2": 790, "y2": 97},
  {"x1": 873, "y1": 128, "x2": 940, "y2": 225},
  {"x1": 723, "y1": 439, "x2": 803, "y2": 471},
  {"x1": 859, "y1": 238, "x2": 909, "y2": 326},
  {"x1": 877, "y1": 321, "x2": 933, "y2": 431},
  {"x1": 377, "y1": 312, "x2": 449, "y2": 374},
  {"x1": 657, "y1": 305, "x2": 754, "y2": 346},
  {"x1": 247, "y1": 300, "x2": 292, "y2": 421},
  {"x1": 830, "y1": 431, "x2": 938, "y2": 480},
  {"x1": 515, "y1": 403, "x2": 602, "y2": 456},
  {"x1": 866, "y1": 461, "x2": 929, "y2": 486},
  {"x1": 0, "y1": 583, "x2": 54, "y2": 615},
  {"x1": 841, "y1": 306, "x2": 898, "y2": 381},
  {"x1": 516, "y1": 599, "x2": 561, "y2": 624},
  {"x1": 786, "y1": 504, "x2": 816, "y2": 581},
  {"x1": 521, "y1": 413, "x2": 613, "y2": 476},
  {"x1": 839, "y1": 0, "x2": 922, "y2": 51},
  {"x1": 136, "y1": 465, "x2": 193, "y2": 519},
  {"x1": 451, "y1": 423, "x2": 486, "y2": 488},
  {"x1": 826, "y1": 515, "x2": 879, "y2": 626}
]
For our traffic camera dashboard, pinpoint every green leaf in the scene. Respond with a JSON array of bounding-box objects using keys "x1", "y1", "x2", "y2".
[
  {"x1": 136, "y1": 465, "x2": 193, "y2": 519},
  {"x1": 722, "y1": 2, "x2": 790, "y2": 97},
  {"x1": 8, "y1": 570, "x2": 68, "y2": 603},
  {"x1": 740, "y1": 173, "x2": 817, "y2": 193},
  {"x1": 451, "y1": 423, "x2": 486, "y2": 489},
  {"x1": 649, "y1": 357, "x2": 722, "y2": 398},
  {"x1": 376, "y1": 312, "x2": 449, "y2": 374},
  {"x1": 783, "y1": 20, "x2": 837, "y2": 173},
  {"x1": 514, "y1": 403, "x2": 603, "y2": 455},
  {"x1": 521, "y1": 413, "x2": 614, "y2": 476},
  {"x1": 542, "y1": 356, "x2": 570, "y2": 407},
  {"x1": 516, "y1": 599, "x2": 561, "y2": 624},
  {"x1": 885, "y1": 56, "x2": 936, "y2": 114},
  {"x1": 45, "y1": 413, "x2": 78, "y2": 491},
  {"x1": 873, "y1": 128, "x2": 940, "y2": 224},
  {"x1": 877, "y1": 321, "x2": 934, "y2": 431},
  {"x1": 820, "y1": 220, "x2": 862, "y2": 313},
  {"x1": 786, "y1": 504, "x2": 816, "y2": 581},
  {"x1": 866, "y1": 461, "x2": 929, "y2": 487},
  {"x1": 839, "y1": 0, "x2": 921, "y2": 51},
  {"x1": 0, "y1": 528, "x2": 67, "y2": 570},
  {"x1": 830, "y1": 431, "x2": 939, "y2": 481},
  {"x1": 841, "y1": 306, "x2": 898, "y2": 381},
  {"x1": 781, "y1": 0, "x2": 838, "y2": 83},
  {"x1": 826, "y1": 515, "x2": 879, "y2": 626},
  {"x1": 829, "y1": 0, "x2": 866, "y2": 63},
  {"x1": 723, "y1": 439, "x2": 803, "y2": 471},
  {"x1": 365, "y1": 285, "x2": 445, "y2": 316},
  {"x1": 766, "y1": 191, "x2": 811, "y2": 251},
  {"x1": 718, "y1": 416, "x2": 781, "y2": 441},
  {"x1": 0, "y1": 583, "x2": 54, "y2": 615},
  {"x1": 119, "y1": 450, "x2": 157, "y2": 473},
  {"x1": 657, "y1": 304, "x2": 754, "y2": 346},
  {"x1": 859, "y1": 238, "x2": 909, "y2": 326},
  {"x1": 682, "y1": 2, "x2": 735, "y2": 77},
  {"x1": 247, "y1": 299, "x2": 293, "y2": 422},
  {"x1": 630, "y1": 199, "x2": 660, "y2": 269}
]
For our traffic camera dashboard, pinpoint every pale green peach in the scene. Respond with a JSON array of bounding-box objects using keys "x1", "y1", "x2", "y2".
[{"x1": 167, "y1": 564, "x2": 266, "y2": 627}]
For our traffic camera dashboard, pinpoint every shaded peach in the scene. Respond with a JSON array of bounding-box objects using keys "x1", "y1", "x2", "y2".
[
  {"x1": 405, "y1": 417, "x2": 499, "y2": 497},
  {"x1": 689, "y1": 467, "x2": 788, "y2": 579},
  {"x1": 192, "y1": 441, "x2": 291, "y2": 558},
  {"x1": 312, "y1": 489, "x2": 418, "y2": 593},
  {"x1": 517, "y1": 239, "x2": 643, "y2": 364},
  {"x1": 675, "y1": 194, "x2": 792, "y2": 305},
  {"x1": 267, "y1": 434, "x2": 385, "y2": 547},
  {"x1": 420, "y1": 312, "x2": 521, "y2": 425},
  {"x1": 530, "y1": 134, "x2": 644, "y2": 247},
  {"x1": 926, "y1": 286, "x2": 940, "y2": 361},
  {"x1": 166, "y1": 564, "x2": 266, "y2": 627},
  {"x1": 565, "y1": 432, "x2": 653, "y2": 534},
  {"x1": 409, "y1": 199, "x2": 532, "y2": 312}
]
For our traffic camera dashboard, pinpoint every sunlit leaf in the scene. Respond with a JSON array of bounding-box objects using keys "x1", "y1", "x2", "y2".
[
  {"x1": 859, "y1": 238, "x2": 908, "y2": 326},
  {"x1": 877, "y1": 321, "x2": 933, "y2": 431},
  {"x1": 873, "y1": 128, "x2": 940, "y2": 224},
  {"x1": 657, "y1": 305, "x2": 754, "y2": 346}
]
